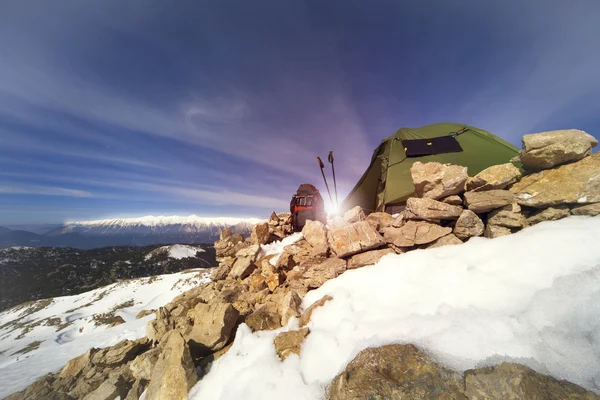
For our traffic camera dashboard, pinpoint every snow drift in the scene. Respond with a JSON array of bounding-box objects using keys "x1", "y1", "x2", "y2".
[{"x1": 190, "y1": 216, "x2": 600, "y2": 399}]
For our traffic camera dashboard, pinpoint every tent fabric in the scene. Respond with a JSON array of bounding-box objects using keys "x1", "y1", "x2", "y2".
[{"x1": 341, "y1": 122, "x2": 519, "y2": 213}]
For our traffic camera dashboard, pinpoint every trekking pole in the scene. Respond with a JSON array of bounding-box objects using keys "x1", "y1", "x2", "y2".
[
  {"x1": 328, "y1": 151, "x2": 338, "y2": 207},
  {"x1": 316, "y1": 156, "x2": 334, "y2": 204}
]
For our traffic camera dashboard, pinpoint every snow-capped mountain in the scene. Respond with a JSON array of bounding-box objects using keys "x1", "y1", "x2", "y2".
[{"x1": 0, "y1": 215, "x2": 263, "y2": 249}]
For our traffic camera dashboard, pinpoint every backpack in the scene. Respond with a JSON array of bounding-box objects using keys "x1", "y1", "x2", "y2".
[{"x1": 290, "y1": 184, "x2": 326, "y2": 232}]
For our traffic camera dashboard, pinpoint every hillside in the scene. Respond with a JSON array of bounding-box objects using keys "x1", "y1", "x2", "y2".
[{"x1": 0, "y1": 244, "x2": 216, "y2": 311}]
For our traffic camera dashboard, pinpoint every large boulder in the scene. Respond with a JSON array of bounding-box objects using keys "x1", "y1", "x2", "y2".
[
  {"x1": 144, "y1": 331, "x2": 198, "y2": 400},
  {"x1": 348, "y1": 248, "x2": 395, "y2": 269},
  {"x1": 302, "y1": 220, "x2": 329, "y2": 256},
  {"x1": 510, "y1": 153, "x2": 600, "y2": 207},
  {"x1": 187, "y1": 302, "x2": 239, "y2": 354},
  {"x1": 388, "y1": 220, "x2": 452, "y2": 247},
  {"x1": 228, "y1": 256, "x2": 256, "y2": 280},
  {"x1": 146, "y1": 307, "x2": 173, "y2": 343},
  {"x1": 82, "y1": 374, "x2": 131, "y2": 400},
  {"x1": 404, "y1": 197, "x2": 463, "y2": 221},
  {"x1": 214, "y1": 233, "x2": 245, "y2": 258},
  {"x1": 91, "y1": 338, "x2": 149, "y2": 368},
  {"x1": 328, "y1": 221, "x2": 386, "y2": 258},
  {"x1": 129, "y1": 348, "x2": 160, "y2": 381},
  {"x1": 329, "y1": 344, "x2": 465, "y2": 400},
  {"x1": 464, "y1": 363, "x2": 600, "y2": 400},
  {"x1": 410, "y1": 162, "x2": 468, "y2": 200},
  {"x1": 466, "y1": 163, "x2": 522, "y2": 191},
  {"x1": 453, "y1": 210, "x2": 485, "y2": 240},
  {"x1": 519, "y1": 129, "x2": 598, "y2": 171},
  {"x1": 527, "y1": 206, "x2": 571, "y2": 225},
  {"x1": 571, "y1": 202, "x2": 600, "y2": 216},
  {"x1": 250, "y1": 222, "x2": 270, "y2": 245},
  {"x1": 59, "y1": 348, "x2": 97, "y2": 379},
  {"x1": 463, "y1": 190, "x2": 515, "y2": 213},
  {"x1": 302, "y1": 257, "x2": 347, "y2": 288},
  {"x1": 245, "y1": 303, "x2": 281, "y2": 332},
  {"x1": 273, "y1": 328, "x2": 310, "y2": 360}
]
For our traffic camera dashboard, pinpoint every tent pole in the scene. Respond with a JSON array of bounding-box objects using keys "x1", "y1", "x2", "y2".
[
  {"x1": 328, "y1": 151, "x2": 339, "y2": 206},
  {"x1": 316, "y1": 156, "x2": 334, "y2": 204}
]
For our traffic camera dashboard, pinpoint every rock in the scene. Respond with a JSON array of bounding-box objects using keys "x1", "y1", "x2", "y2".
[
  {"x1": 211, "y1": 258, "x2": 235, "y2": 281},
  {"x1": 329, "y1": 344, "x2": 465, "y2": 400},
  {"x1": 390, "y1": 220, "x2": 452, "y2": 247},
  {"x1": 248, "y1": 272, "x2": 267, "y2": 292},
  {"x1": 250, "y1": 222, "x2": 270, "y2": 245},
  {"x1": 303, "y1": 257, "x2": 347, "y2": 288},
  {"x1": 467, "y1": 163, "x2": 522, "y2": 191},
  {"x1": 235, "y1": 244, "x2": 260, "y2": 260},
  {"x1": 484, "y1": 224, "x2": 512, "y2": 238},
  {"x1": 124, "y1": 379, "x2": 147, "y2": 400},
  {"x1": 269, "y1": 211, "x2": 280, "y2": 223},
  {"x1": 59, "y1": 348, "x2": 96, "y2": 378},
  {"x1": 135, "y1": 309, "x2": 155, "y2": 319},
  {"x1": 302, "y1": 220, "x2": 329, "y2": 256},
  {"x1": 328, "y1": 221, "x2": 386, "y2": 258},
  {"x1": 365, "y1": 212, "x2": 394, "y2": 231},
  {"x1": 343, "y1": 206, "x2": 366, "y2": 223},
  {"x1": 274, "y1": 328, "x2": 310, "y2": 360},
  {"x1": 427, "y1": 234, "x2": 463, "y2": 249},
  {"x1": 214, "y1": 233, "x2": 245, "y2": 258},
  {"x1": 229, "y1": 257, "x2": 256, "y2": 280},
  {"x1": 571, "y1": 202, "x2": 600, "y2": 216},
  {"x1": 405, "y1": 197, "x2": 463, "y2": 221},
  {"x1": 453, "y1": 210, "x2": 485, "y2": 240},
  {"x1": 348, "y1": 248, "x2": 395, "y2": 269},
  {"x1": 510, "y1": 153, "x2": 600, "y2": 207},
  {"x1": 464, "y1": 362, "x2": 600, "y2": 400},
  {"x1": 264, "y1": 271, "x2": 284, "y2": 292},
  {"x1": 411, "y1": 162, "x2": 469, "y2": 200},
  {"x1": 82, "y1": 374, "x2": 131, "y2": 400},
  {"x1": 146, "y1": 308, "x2": 172, "y2": 342},
  {"x1": 441, "y1": 195, "x2": 463, "y2": 206},
  {"x1": 487, "y1": 204, "x2": 527, "y2": 228},
  {"x1": 280, "y1": 290, "x2": 303, "y2": 325},
  {"x1": 463, "y1": 190, "x2": 515, "y2": 213},
  {"x1": 299, "y1": 295, "x2": 333, "y2": 327},
  {"x1": 4, "y1": 374, "x2": 74, "y2": 400},
  {"x1": 220, "y1": 227, "x2": 232, "y2": 240},
  {"x1": 91, "y1": 338, "x2": 149, "y2": 368},
  {"x1": 144, "y1": 331, "x2": 198, "y2": 400},
  {"x1": 129, "y1": 348, "x2": 160, "y2": 381},
  {"x1": 245, "y1": 304, "x2": 282, "y2": 332},
  {"x1": 527, "y1": 206, "x2": 571, "y2": 225},
  {"x1": 519, "y1": 129, "x2": 598, "y2": 171},
  {"x1": 187, "y1": 302, "x2": 239, "y2": 354}
]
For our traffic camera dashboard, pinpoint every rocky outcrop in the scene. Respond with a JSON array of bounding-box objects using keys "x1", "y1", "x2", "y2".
[
  {"x1": 411, "y1": 161, "x2": 468, "y2": 200},
  {"x1": 511, "y1": 153, "x2": 600, "y2": 207},
  {"x1": 519, "y1": 129, "x2": 598, "y2": 171},
  {"x1": 343, "y1": 206, "x2": 366, "y2": 223},
  {"x1": 365, "y1": 212, "x2": 393, "y2": 231},
  {"x1": 348, "y1": 248, "x2": 394, "y2": 269},
  {"x1": 329, "y1": 344, "x2": 465, "y2": 400},
  {"x1": 302, "y1": 220, "x2": 329, "y2": 256},
  {"x1": 187, "y1": 302, "x2": 239, "y2": 354},
  {"x1": 405, "y1": 197, "x2": 463, "y2": 221},
  {"x1": 250, "y1": 222, "x2": 270, "y2": 245},
  {"x1": 328, "y1": 221, "x2": 386, "y2": 258},
  {"x1": 388, "y1": 220, "x2": 452, "y2": 247},
  {"x1": 464, "y1": 363, "x2": 600, "y2": 400}
]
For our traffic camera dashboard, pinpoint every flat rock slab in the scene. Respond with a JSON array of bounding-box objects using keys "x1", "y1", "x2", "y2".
[
  {"x1": 519, "y1": 129, "x2": 598, "y2": 171},
  {"x1": 571, "y1": 202, "x2": 600, "y2": 216},
  {"x1": 467, "y1": 163, "x2": 522, "y2": 191},
  {"x1": 328, "y1": 221, "x2": 386, "y2": 258},
  {"x1": 405, "y1": 197, "x2": 463, "y2": 221},
  {"x1": 391, "y1": 220, "x2": 452, "y2": 247},
  {"x1": 527, "y1": 206, "x2": 571, "y2": 225},
  {"x1": 348, "y1": 248, "x2": 395, "y2": 269},
  {"x1": 510, "y1": 153, "x2": 600, "y2": 207},
  {"x1": 464, "y1": 190, "x2": 515, "y2": 213},
  {"x1": 273, "y1": 328, "x2": 310, "y2": 360}
]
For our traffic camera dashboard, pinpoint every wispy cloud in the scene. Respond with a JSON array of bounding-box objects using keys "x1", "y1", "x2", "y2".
[{"x1": 0, "y1": 183, "x2": 91, "y2": 197}]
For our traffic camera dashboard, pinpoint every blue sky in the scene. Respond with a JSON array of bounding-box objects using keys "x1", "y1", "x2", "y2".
[{"x1": 1, "y1": 0, "x2": 599, "y2": 225}]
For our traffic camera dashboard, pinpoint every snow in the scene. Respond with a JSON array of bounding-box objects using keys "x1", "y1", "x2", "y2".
[
  {"x1": 190, "y1": 216, "x2": 600, "y2": 399},
  {"x1": 144, "y1": 244, "x2": 206, "y2": 260},
  {"x1": 0, "y1": 269, "x2": 211, "y2": 398},
  {"x1": 258, "y1": 232, "x2": 303, "y2": 265},
  {"x1": 71, "y1": 215, "x2": 263, "y2": 227}
]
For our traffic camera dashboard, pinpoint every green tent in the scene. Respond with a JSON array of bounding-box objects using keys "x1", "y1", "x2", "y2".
[{"x1": 341, "y1": 122, "x2": 519, "y2": 213}]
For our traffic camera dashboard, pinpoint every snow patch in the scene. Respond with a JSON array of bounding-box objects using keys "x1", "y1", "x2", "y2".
[
  {"x1": 258, "y1": 232, "x2": 303, "y2": 266},
  {"x1": 191, "y1": 217, "x2": 600, "y2": 399},
  {"x1": 145, "y1": 244, "x2": 206, "y2": 260}
]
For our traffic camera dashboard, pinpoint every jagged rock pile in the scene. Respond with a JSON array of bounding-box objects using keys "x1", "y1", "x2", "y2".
[{"x1": 8, "y1": 129, "x2": 600, "y2": 400}]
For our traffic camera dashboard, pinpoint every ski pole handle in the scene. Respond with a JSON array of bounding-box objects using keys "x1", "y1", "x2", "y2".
[
  {"x1": 328, "y1": 151, "x2": 334, "y2": 163},
  {"x1": 317, "y1": 156, "x2": 325, "y2": 169}
]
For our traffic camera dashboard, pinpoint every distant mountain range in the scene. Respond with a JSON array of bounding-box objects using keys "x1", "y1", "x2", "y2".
[{"x1": 0, "y1": 215, "x2": 261, "y2": 249}]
